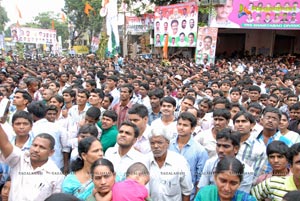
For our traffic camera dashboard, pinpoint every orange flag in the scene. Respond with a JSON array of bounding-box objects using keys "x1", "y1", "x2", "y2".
[
  {"x1": 61, "y1": 13, "x2": 66, "y2": 22},
  {"x1": 16, "y1": 20, "x2": 20, "y2": 27},
  {"x1": 163, "y1": 34, "x2": 168, "y2": 59},
  {"x1": 51, "y1": 20, "x2": 55, "y2": 29},
  {"x1": 84, "y1": 2, "x2": 94, "y2": 16},
  {"x1": 16, "y1": 5, "x2": 22, "y2": 18}
]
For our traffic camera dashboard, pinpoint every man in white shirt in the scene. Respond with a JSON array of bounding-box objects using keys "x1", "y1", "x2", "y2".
[
  {"x1": 106, "y1": 75, "x2": 120, "y2": 108},
  {"x1": 0, "y1": 123, "x2": 64, "y2": 201},
  {"x1": 27, "y1": 101, "x2": 67, "y2": 171},
  {"x1": 151, "y1": 96, "x2": 177, "y2": 140},
  {"x1": 105, "y1": 121, "x2": 145, "y2": 182},
  {"x1": 128, "y1": 104, "x2": 151, "y2": 154},
  {"x1": 148, "y1": 127, "x2": 193, "y2": 201}
]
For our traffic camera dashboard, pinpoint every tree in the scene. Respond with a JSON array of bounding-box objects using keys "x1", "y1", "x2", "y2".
[
  {"x1": 63, "y1": 0, "x2": 103, "y2": 47},
  {"x1": 24, "y1": 12, "x2": 69, "y2": 48},
  {"x1": 0, "y1": 5, "x2": 9, "y2": 32}
]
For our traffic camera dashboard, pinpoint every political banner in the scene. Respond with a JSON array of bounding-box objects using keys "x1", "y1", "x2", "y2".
[
  {"x1": 195, "y1": 27, "x2": 218, "y2": 66},
  {"x1": 91, "y1": 36, "x2": 100, "y2": 53},
  {"x1": 126, "y1": 14, "x2": 154, "y2": 34},
  {"x1": 209, "y1": 0, "x2": 300, "y2": 29},
  {"x1": 0, "y1": 34, "x2": 4, "y2": 50},
  {"x1": 154, "y1": 2, "x2": 198, "y2": 47},
  {"x1": 10, "y1": 27, "x2": 57, "y2": 45}
]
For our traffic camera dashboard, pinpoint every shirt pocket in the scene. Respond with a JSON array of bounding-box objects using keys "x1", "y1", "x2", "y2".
[{"x1": 162, "y1": 176, "x2": 181, "y2": 196}]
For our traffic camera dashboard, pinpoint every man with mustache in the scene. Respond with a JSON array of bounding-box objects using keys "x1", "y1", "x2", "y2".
[
  {"x1": 105, "y1": 121, "x2": 145, "y2": 182},
  {"x1": 197, "y1": 128, "x2": 254, "y2": 194},
  {"x1": 256, "y1": 107, "x2": 292, "y2": 173},
  {"x1": 210, "y1": 0, "x2": 240, "y2": 28},
  {"x1": 0, "y1": 122, "x2": 64, "y2": 200}
]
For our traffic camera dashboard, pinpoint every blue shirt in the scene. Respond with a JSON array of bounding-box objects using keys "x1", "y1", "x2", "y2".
[
  {"x1": 256, "y1": 130, "x2": 293, "y2": 173},
  {"x1": 256, "y1": 130, "x2": 293, "y2": 147},
  {"x1": 169, "y1": 136, "x2": 208, "y2": 200},
  {"x1": 148, "y1": 110, "x2": 162, "y2": 125}
]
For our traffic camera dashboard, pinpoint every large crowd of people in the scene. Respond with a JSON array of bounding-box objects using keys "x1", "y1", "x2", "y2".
[{"x1": 0, "y1": 51, "x2": 299, "y2": 200}]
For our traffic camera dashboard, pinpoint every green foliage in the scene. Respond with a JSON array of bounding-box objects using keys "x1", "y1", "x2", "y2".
[
  {"x1": 0, "y1": 5, "x2": 9, "y2": 32},
  {"x1": 63, "y1": 0, "x2": 104, "y2": 46},
  {"x1": 198, "y1": 5, "x2": 212, "y2": 27},
  {"x1": 15, "y1": 42, "x2": 24, "y2": 60},
  {"x1": 97, "y1": 32, "x2": 109, "y2": 59},
  {"x1": 22, "y1": 12, "x2": 69, "y2": 48}
]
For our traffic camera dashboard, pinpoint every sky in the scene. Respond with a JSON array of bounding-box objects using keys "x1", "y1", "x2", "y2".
[{"x1": 1, "y1": 0, "x2": 65, "y2": 26}]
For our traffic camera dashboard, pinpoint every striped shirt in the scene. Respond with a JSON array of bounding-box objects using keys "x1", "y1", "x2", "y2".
[
  {"x1": 237, "y1": 136, "x2": 268, "y2": 181},
  {"x1": 251, "y1": 175, "x2": 297, "y2": 200}
]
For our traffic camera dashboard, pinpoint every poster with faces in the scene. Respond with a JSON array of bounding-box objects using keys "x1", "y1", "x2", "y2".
[
  {"x1": 154, "y1": 2, "x2": 198, "y2": 47},
  {"x1": 10, "y1": 27, "x2": 57, "y2": 45},
  {"x1": 195, "y1": 27, "x2": 218, "y2": 66}
]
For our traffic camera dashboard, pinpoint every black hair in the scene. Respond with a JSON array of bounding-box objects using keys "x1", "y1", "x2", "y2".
[
  {"x1": 102, "y1": 110, "x2": 118, "y2": 122},
  {"x1": 198, "y1": 98, "x2": 213, "y2": 111},
  {"x1": 231, "y1": 103, "x2": 245, "y2": 112},
  {"x1": 287, "y1": 143, "x2": 300, "y2": 165},
  {"x1": 139, "y1": 83, "x2": 149, "y2": 91},
  {"x1": 14, "y1": 89, "x2": 32, "y2": 104},
  {"x1": 266, "y1": 141, "x2": 289, "y2": 158},
  {"x1": 86, "y1": 79, "x2": 97, "y2": 88},
  {"x1": 45, "y1": 193, "x2": 81, "y2": 201},
  {"x1": 248, "y1": 85, "x2": 261, "y2": 93},
  {"x1": 248, "y1": 102, "x2": 263, "y2": 113},
  {"x1": 46, "y1": 105, "x2": 58, "y2": 113},
  {"x1": 230, "y1": 87, "x2": 241, "y2": 95},
  {"x1": 86, "y1": 107, "x2": 101, "y2": 120},
  {"x1": 148, "y1": 88, "x2": 164, "y2": 99},
  {"x1": 160, "y1": 96, "x2": 176, "y2": 107},
  {"x1": 215, "y1": 156, "x2": 244, "y2": 182},
  {"x1": 233, "y1": 111, "x2": 255, "y2": 124},
  {"x1": 12, "y1": 110, "x2": 33, "y2": 125},
  {"x1": 27, "y1": 101, "x2": 47, "y2": 118},
  {"x1": 62, "y1": 88, "x2": 76, "y2": 98},
  {"x1": 71, "y1": 136, "x2": 100, "y2": 172},
  {"x1": 120, "y1": 121, "x2": 140, "y2": 138},
  {"x1": 289, "y1": 103, "x2": 300, "y2": 111},
  {"x1": 213, "y1": 97, "x2": 231, "y2": 110},
  {"x1": 34, "y1": 133, "x2": 55, "y2": 150},
  {"x1": 216, "y1": 128, "x2": 241, "y2": 147},
  {"x1": 77, "y1": 124, "x2": 98, "y2": 138},
  {"x1": 213, "y1": 109, "x2": 231, "y2": 120},
  {"x1": 120, "y1": 84, "x2": 134, "y2": 95},
  {"x1": 77, "y1": 88, "x2": 90, "y2": 99},
  {"x1": 283, "y1": 191, "x2": 300, "y2": 200},
  {"x1": 128, "y1": 104, "x2": 148, "y2": 118},
  {"x1": 50, "y1": 95, "x2": 64, "y2": 108},
  {"x1": 178, "y1": 112, "x2": 197, "y2": 128},
  {"x1": 263, "y1": 106, "x2": 281, "y2": 120},
  {"x1": 91, "y1": 158, "x2": 114, "y2": 178},
  {"x1": 104, "y1": 94, "x2": 114, "y2": 103},
  {"x1": 182, "y1": 95, "x2": 195, "y2": 105},
  {"x1": 260, "y1": 93, "x2": 269, "y2": 100},
  {"x1": 90, "y1": 88, "x2": 104, "y2": 99}
]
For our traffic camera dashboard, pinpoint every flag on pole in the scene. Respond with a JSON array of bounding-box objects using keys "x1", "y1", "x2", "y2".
[
  {"x1": 163, "y1": 34, "x2": 168, "y2": 59},
  {"x1": 51, "y1": 20, "x2": 55, "y2": 29},
  {"x1": 16, "y1": 5, "x2": 22, "y2": 18},
  {"x1": 84, "y1": 3, "x2": 94, "y2": 16},
  {"x1": 61, "y1": 13, "x2": 66, "y2": 22},
  {"x1": 16, "y1": 20, "x2": 20, "y2": 27}
]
